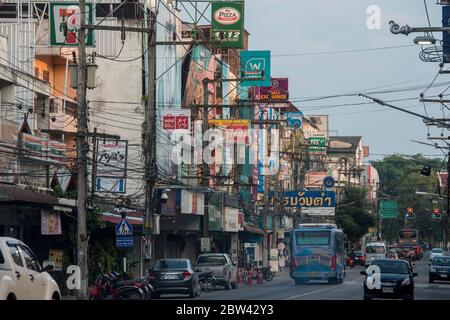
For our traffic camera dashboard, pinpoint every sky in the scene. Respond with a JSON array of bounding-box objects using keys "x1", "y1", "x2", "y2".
[{"x1": 243, "y1": 0, "x2": 449, "y2": 161}]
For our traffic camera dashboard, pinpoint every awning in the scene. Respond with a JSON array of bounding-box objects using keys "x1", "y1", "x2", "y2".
[
  {"x1": 243, "y1": 222, "x2": 264, "y2": 235},
  {"x1": 0, "y1": 184, "x2": 58, "y2": 205},
  {"x1": 100, "y1": 211, "x2": 144, "y2": 225}
]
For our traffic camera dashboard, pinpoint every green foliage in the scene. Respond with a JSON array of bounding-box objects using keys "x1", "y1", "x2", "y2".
[
  {"x1": 335, "y1": 187, "x2": 376, "y2": 242},
  {"x1": 371, "y1": 154, "x2": 445, "y2": 244}
]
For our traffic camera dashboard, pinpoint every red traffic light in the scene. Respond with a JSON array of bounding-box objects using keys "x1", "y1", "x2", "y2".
[
  {"x1": 406, "y1": 207, "x2": 414, "y2": 214},
  {"x1": 433, "y1": 208, "x2": 441, "y2": 214}
]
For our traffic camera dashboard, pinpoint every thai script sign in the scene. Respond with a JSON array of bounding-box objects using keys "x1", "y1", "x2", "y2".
[{"x1": 268, "y1": 190, "x2": 335, "y2": 208}]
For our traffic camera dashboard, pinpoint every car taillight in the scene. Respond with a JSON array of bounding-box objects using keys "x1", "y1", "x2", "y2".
[
  {"x1": 149, "y1": 271, "x2": 157, "y2": 280},
  {"x1": 290, "y1": 256, "x2": 297, "y2": 268},
  {"x1": 183, "y1": 271, "x2": 192, "y2": 279},
  {"x1": 330, "y1": 255, "x2": 337, "y2": 270}
]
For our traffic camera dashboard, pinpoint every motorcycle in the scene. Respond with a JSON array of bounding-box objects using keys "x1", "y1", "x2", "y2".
[
  {"x1": 108, "y1": 271, "x2": 154, "y2": 299},
  {"x1": 198, "y1": 270, "x2": 216, "y2": 292},
  {"x1": 89, "y1": 273, "x2": 149, "y2": 300},
  {"x1": 261, "y1": 266, "x2": 273, "y2": 281},
  {"x1": 345, "y1": 256, "x2": 356, "y2": 268}
]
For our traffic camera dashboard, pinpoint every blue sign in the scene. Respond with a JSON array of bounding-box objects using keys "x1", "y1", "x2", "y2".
[
  {"x1": 268, "y1": 190, "x2": 335, "y2": 208},
  {"x1": 115, "y1": 219, "x2": 134, "y2": 248},
  {"x1": 240, "y1": 50, "x2": 271, "y2": 87},
  {"x1": 443, "y1": 6, "x2": 450, "y2": 63},
  {"x1": 323, "y1": 176, "x2": 335, "y2": 188},
  {"x1": 116, "y1": 236, "x2": 133, "y2": 248},
  {"x1": 285, "y1": 112, "x2": 303, "y2": 128}
]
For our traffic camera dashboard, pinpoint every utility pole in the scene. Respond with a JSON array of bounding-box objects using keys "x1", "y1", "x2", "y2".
[
  {"x1": 76, "y1": 0, "x2": 88, "y2": 300},
  {"x1": 202, "y1": 79, "x2": 209, "y2": 239},
  {"x1": 263, "y1": 111, "x2": 270, "y2": 267},
  {"x1": 446, "y1": 152, "x2": 450, "y2": 250},
  {"x1": 144, "y1": 9, "x2": 157, "y2": 268},
  {"x1": 90, "y1": 128, "x2": 98, "y2": 205}
]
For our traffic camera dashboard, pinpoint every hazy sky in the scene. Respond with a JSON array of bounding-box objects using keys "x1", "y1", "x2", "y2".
[{"x1": 244, "y1": 0, "x2": 449, "y2": 161}]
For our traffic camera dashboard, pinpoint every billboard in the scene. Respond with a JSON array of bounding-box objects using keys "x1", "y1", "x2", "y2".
[
  {"x1": 95, "y1": 139, "x2": 128, "y2": 193},
  {"x1": 211, "y1": 1, "x2": 245, "y2": 48},
  {"x1": 49, "y1": 3, "x2": 94, "y2": 46},
  {"x1": 22, "y1": 133, "x2": 66, "y2": 164},
  {"x1": 268, "y1": 190, "x2": 335, "y2": 208},
  {"x1": 305, "y1": 172, "x2": 328, "y2": 188},
  {"x1": 306, "y1": 133, "x2": 327, "y2": 155},
  {"x1": 307, "y1": 115, "x2": 329, "y2": 136},
  {"x1": 240, "y1": 51, "x2": 271, "y2": 87},
  {"x1": 285, "y1": 112, "x2": 303, "y2": 128},
  {"x1": 444, "y1": 6, "x2": 450, "y2": 63},
  {"x1": 256, "y1": 78, "x2": 289, "y2": 102}
]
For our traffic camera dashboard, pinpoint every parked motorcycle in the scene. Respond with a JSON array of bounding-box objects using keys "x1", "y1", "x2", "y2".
[
  {"x1": 261, "y1": 267, "x2": 273, "y2": 281},
  {"x1": 89, "y1": 273, "x2": 148, "y2": 300},
  {"x1": 108, "y1": 271, "x2": 154, "y2": 299},
  {"x1": 198, "y1": 270, "x2": 216, "y2": 292}
]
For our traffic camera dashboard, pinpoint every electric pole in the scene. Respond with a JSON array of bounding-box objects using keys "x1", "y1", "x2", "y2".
[
  {"x1": 446, "y1": 152, "x2": 450, "y2": 250},
  {"x1": 76, "y1": 0, "x2": 88, "y2": 300},
  {"x1": 144, "y1": 9, "x2": 157, "y2": 268},
  {"x1": 202, "y1": 79, "x2": 210, "y2": 239}
]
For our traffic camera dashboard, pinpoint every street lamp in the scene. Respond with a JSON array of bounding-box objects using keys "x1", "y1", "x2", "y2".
[{"x1": 414, "y1": 35, "x2": 436, "y2": 45}]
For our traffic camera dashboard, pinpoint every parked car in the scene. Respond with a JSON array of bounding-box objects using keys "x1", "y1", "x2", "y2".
[
  {"x1": 429, "y1": 256, "x2": 450, "y2": 283},
  {"x1": 430, "y1": 248, "x2": 445, "y2": 261},
  {"x1": 0, "y1": 237, "x2": 60, "y2": 300},
  {"x1": 361, "y1": 259, "x2": 417, "y2": 300},
  {"x1": 149, "y1": 259, "x2": 200, "y2": 298},
  {"x1": 195, "y1": 253, "x2": 238, "y2": 290}
]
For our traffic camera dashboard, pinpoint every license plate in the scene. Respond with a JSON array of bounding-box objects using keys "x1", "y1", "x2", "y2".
[
  {"x1": 164, "y1": 274, "x2": 178, "y2": 280},
  {"x1": 440, "y1": 274, "x2": 448, "y2": 278},
  {"x1": 382, "y1": 287, "x2": 394, "y2": 293}
]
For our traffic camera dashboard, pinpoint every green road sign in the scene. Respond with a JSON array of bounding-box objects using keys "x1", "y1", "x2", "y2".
[
  {"x1": 307, "y1": 136, "x2": 327, "y2": 154},
  {"x1": 379, "y1": 200, "x2": 397, "y2": 219},
  {"x1": 211, "y1": 1, "x2": 244, "y2": 48}
]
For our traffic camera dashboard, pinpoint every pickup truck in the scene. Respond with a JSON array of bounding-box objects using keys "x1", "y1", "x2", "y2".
[
  {"x1": 0, "y1": 237, "x2": 61, "y2": 300},
  {"x1": 195, "y1": 253, "x2": 238, "y2": 290}
]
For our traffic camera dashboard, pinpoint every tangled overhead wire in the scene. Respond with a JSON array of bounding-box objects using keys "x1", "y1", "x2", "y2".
[{"x1": 419, "y1": 41, "x2": 446, "y2": 63}]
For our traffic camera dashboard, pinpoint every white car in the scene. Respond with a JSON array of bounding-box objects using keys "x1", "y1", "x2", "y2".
[
  {"x1": 430, "y1": 248, "x2": 445, "y2": 261},
  {"x1": 0, "y1": 237, "x2": 61, "y2": 300}
]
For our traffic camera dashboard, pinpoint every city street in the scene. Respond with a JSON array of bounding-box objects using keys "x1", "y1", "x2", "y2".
[{"x1": 157, "y1": 253, "x2": 450, "y2": 300}]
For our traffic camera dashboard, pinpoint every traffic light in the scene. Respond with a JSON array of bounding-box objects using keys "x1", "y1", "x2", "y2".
[
  {"x1": 421, "y1": 163, "x2": 432, "y2": 176},
  {"x1": 432, "y1": 208, "x2": 441, "y2": 220},
  {"x1": 406, "y1": 207, "x2": 415, "y2": 218}
]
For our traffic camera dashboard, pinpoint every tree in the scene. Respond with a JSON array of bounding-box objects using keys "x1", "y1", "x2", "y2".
[{"x1": 335, "y1": 187, "x2": 375, "y2": 243}]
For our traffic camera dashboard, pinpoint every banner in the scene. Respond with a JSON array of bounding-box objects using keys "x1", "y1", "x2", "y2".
[
  {"x1": 96, "y1": 139, "x2": 128, "y2": 193},
  {"x1": 41, "y1": 210, "x2": 62, "y2": 235},
  {"x1": 256, "y1": 78, "x2": 289, "y2": 101},
  {"x1": 211, "y1": 1, "x2": 245, "y2": 48},
  {"x1": 161, "y1": 109, "x2": 190, "y2": 131},
  {"x1": 49, "y1": 2, "x2": 94, "y2": 46},
  {"x1": 223, "y1": 207, "x2": 239, "y2": 232},
  {"x1": 240, "y1": 51, "x2": 271, "y2": 87},
  {"x1": 48, "y1": 249, "x2": 64, "y2": 271}
]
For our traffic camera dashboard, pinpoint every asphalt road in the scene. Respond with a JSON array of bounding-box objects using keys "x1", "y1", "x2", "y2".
[{"x1": 158, "y1": 252, "x2": 450, "y2": 300}]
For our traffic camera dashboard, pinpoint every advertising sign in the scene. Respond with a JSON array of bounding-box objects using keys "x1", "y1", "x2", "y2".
[
  {"x1": 181, "y1": 190, "x2": 205, "y2": 215},
  {"x1": 201, "y1": 238, "x2": 211, "y2": 252},
  {"x1": 223, "y1": 207, "x2": 239, "y2": 232},
  {"x1": 48, "y1": 249, "x2": 64, "y2": 271},
  {"x1": 305, "y1": 172, "x2": 328, "y2": 188},
  {"x1": 256, "y1": 78, "x2": 289, "y2": 101},
  {"x1": 240, "y1": 50, "x2": 271, "y2": 87},
  {"x1": 211, "y1": 1, "x2": 244, "y2": 48},
  {"x1": 161, "y1": 109, "x2": 190, "y2": 131},
  {"x1": 208, "y1": 206, "x2": 223, "y2": 231},
  {"x1": 379, "y1": 200, "x2": 398, "y2": 219},
  {"x1": 268, "y1": 190, "x2": 336, "y2": 208},
  {"x1": 22, "y1": 133, "x2": 66, "y2": 164},
  {"x1": 444, "y1": 6, "x2": 450, "y2": 63},
  {"x1": 49, "y1": 3, "x2": 94, "y2": 46},
  {"x1": 302, "y1": 207, "x2": 335, "y2": 216},
  {"x1": 306, "y1": 135, "x2": 327, "y2": 155},
  {"x1": 96, "y1": 139, "x2": 128, "y2": 193},
  {"x1": 41, "y1": 210, "x2": 62, "y2": 235},
  {"x1": 285, "y1": 112, "x2": 303, "y2": 128}
]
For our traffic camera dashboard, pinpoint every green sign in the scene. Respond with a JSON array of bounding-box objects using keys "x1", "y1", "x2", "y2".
[
  {"x1": 208, "y1": 206, "x2": 223, "y2": 231},
  {"x1": 49, "y1": 3, "x2": 94, "y2": 46},
  {"x1": 211, "y1": 1, "x2": 244, "y2": 48},
  {"x1": 379, "y1": 200, "x2": 397, "y2": 219},
  {"x1": 307, "y1": 136, "x2": 327, "y2": 154}
]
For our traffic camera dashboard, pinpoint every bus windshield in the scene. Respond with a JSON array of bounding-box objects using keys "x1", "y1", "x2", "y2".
[
  {"x1": 399, "y1": 230, "x2": 417, "y2": 239},
  {"x1": 365, "y1": 246, "x2": 385, "y2": 254},
  {"x1": 296, "y1": 231, "x2": 330, "y2": 246}
]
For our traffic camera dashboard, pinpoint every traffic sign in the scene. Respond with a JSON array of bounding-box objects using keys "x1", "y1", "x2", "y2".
[
  {"x1": 116, "y1": 237, "x2": 133, "y2": 248},
  {"x1": 277, "y1": 242, "x2": 286, "y2": 251},
  {"x1": 379, "y1": 200, "x2": 397, "y2": 219},
  {"x1": 323, "y1": 176, "x2": 335, "y2": 188},
  {"x1": 116, "y1": 219, "x2": 133, "y2": 236}
]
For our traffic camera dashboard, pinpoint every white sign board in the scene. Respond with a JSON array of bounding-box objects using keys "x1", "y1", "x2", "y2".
[
  {"x1": 96, "y1": 139, "x2": 128, "y2": 193},
  {"x1": 223, "y1": 207, "x2": 239, "y2": 232},
  {"x1": 302, "y1": 207, "x2": 335, "y2": 216},
  {"x1": 201, "y1": 237, "x2": 211, "y2": 252}
]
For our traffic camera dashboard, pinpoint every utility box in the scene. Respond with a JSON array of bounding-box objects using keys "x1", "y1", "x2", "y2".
[{"x1": 69, "y1": 63, "x2": 98, "y2": 89}]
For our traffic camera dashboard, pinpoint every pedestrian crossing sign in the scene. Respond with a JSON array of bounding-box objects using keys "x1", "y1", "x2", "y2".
[{"x1": 116, "y1": 219, "x2": 133, "y2": 236}]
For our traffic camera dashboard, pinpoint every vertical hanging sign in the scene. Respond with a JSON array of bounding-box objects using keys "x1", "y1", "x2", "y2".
[
  {"x1": 49, "y1": 2, "x2": 95, "y2": 46},
  {"x1": 211, "y1": 1, "x2": 245, "y2": 48}
]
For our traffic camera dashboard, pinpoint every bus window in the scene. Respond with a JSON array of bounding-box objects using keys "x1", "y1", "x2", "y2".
[
  {"x1": 296, "y1": 231, "x2": 330, "y2": 246},
  {"x1": 366, "y1": 246, "x2": 385, "y2": 254}
]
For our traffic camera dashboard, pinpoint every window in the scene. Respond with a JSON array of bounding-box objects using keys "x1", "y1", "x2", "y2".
[
  {"x1": 372, "y1": 261, "x2": 410, "y2": 274},
  {"x1": 433, "y1": 258, "x2": 450, "y2": 266},
  {"x1": 42, "y1": 70, "x2": 50, "y2": 82},
  {"x1": 7, "y1": 243, "x2": 23, "y2": 267},
  {"x1": 0, "y1": 248, "x2": 5, "y2": 264},
  {"x1": 19, "y1": 245, "x2": 41, "y2": 272},
  {"x1": 296, "y1": 231, "x2": 330, "y2": 246},
  {"x1": 197, "y1": 255, "x2": 227, "y2": 265},
  {"x1": 366, "y1": 246, "x2": 385, "y2": 254},
  {"x1": 35, "y1": 67, "x2": 40, "y2": 79},
  {"x1": 49, "y1": 99, "x2": 56, "y2": 113},
  {"x1": 153, "y1": 259, "x2": 188, "y2": 270}
]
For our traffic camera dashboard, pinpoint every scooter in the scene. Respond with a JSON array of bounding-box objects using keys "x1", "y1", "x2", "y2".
[
  {"x1": 108, "y1": 271, "x2": 154, "y2": 299},
  {"x1": 198, "y1": 270, "x2": 216, "y2": 292},
  {"x1": 261, "y1": 267, "x2": 273, "y2": 281},
  {"x1": 345, "y1": 256, "x2": 356, "y2": 268},
  {"x1": 88, "y1": 273, "x2": 147, "y2": 300}
]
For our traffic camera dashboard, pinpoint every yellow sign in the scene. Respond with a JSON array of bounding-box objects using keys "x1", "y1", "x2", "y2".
[
  {"x1": 208, "y1": 119, "x2": 250, "y2": 128},
  {"x1": 49, "y1": 249, "x2": 64, "y2": 271}
]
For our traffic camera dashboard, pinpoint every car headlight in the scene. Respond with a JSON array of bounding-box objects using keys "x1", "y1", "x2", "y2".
[
  {"x1": 430, "y1": 268, "x2": 436, "y2": 273},
  {"x1": 401, "y1": 278, "x2": 411, "y2": 286}
]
